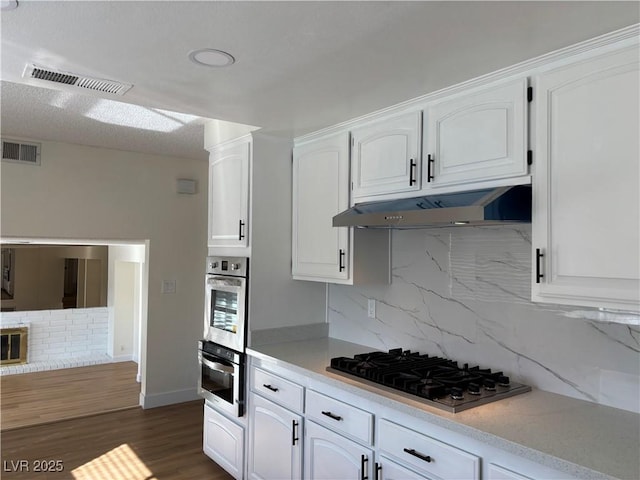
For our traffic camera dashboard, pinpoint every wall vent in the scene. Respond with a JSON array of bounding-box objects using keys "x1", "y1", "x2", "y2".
[
  {"x1": 1, "y1": 139, "x2": 41, "y2": 165},
  {"x1": 23, "y1": 64, "x2": 132, "y2": 96}
]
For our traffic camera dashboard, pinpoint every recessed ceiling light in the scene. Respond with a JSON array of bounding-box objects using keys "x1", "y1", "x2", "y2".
[
  {"x1": 188, "y1": 49, "x2": 235, "y2": 68},
  {"x1": 0, "y1": 0, "x2": 18, "y2": 11}
]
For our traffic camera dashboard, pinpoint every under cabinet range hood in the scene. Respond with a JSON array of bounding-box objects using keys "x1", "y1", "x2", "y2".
[{"x1": 333, "y1": 185, "x2": 532, "y2": 229}]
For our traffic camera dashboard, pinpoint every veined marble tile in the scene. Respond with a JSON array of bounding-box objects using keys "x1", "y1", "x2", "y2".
[{"x1": 328, "y1": 226, "x2": 640, "y2": 413}]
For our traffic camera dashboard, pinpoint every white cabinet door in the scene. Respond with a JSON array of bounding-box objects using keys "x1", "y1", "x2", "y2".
[
  {"x1": 532, "y1": 45, "x2": 640, "y2": 311},
  {"x1": 203, "y1": 403, "x2": 244, "y2": 480},
  {"x1": 248, "y1": 393, "x2": 302, "y2": 480},
  {"x1": 379, "y1": 456, "x2": 429, "y2": 480},
  {"x1": 292, "y1": 132, "x2": 350, "y2": 281},
  {"x1": 351, "y1": 110, "x2": 422, "y2": 200},
  {"x1": 424, "y1": 78, "x2": 528, "y2": 187},
  {"x1": 305, "y1": 420, "x2": 373, "y2": 480},
  {"x1": 208, "y1": 138, "x2": 250, "y2": 248}
]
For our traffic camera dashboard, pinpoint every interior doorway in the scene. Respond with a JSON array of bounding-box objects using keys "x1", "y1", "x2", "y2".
[{"x1": 0, "y1": 238, "x2": 148, "y2": 428}]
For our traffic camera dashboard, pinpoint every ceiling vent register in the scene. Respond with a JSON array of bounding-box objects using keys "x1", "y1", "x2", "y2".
[
  {"x1": 1, "y1": 139, "x2": 41, "y2": 165},
  {"x1": 23, "y1": 64, "x2": 132, "y2": 96}
]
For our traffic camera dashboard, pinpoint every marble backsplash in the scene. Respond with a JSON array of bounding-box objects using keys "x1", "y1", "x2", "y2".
[{"x1": 328, "y1": 226, "x2": 640, "y2": 413}]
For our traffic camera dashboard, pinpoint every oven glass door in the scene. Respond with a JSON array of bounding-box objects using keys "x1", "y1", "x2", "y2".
[{"x1": 205, "y1": 275, "x2": 246, "y2": 352}]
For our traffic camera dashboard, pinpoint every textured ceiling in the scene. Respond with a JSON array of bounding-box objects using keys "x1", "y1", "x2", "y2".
[{"x1": 1, "y1": 1, "x2": 638, "y2": 161}]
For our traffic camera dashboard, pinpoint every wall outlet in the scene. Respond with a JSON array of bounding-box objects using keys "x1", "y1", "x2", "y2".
[
  {"x1": 161, "y1": 279, "x2": 176, "y2": 294},
  {"x1": 367, "y1": 298, "x2": 376, "y2": 319}
]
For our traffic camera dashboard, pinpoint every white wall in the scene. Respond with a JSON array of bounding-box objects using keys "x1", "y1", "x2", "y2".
[
  {"x1": 113, "y1": 261, "x2": 136, "y2": 359},
  {"x1": 1, "y1": 140, "x2": 208, "y2": 408}
]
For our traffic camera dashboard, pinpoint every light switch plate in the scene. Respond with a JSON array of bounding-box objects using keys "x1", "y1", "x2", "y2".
[{"x1": 161, "y1": 280, "x2": 176, "y2": 294}]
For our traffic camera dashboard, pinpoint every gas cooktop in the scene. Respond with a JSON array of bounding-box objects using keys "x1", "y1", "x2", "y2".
[{"x1": 327, "y1": 348, "x2": 531, "y2": 413}]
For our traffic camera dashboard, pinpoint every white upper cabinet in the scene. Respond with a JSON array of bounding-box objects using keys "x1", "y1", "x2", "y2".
[
  {"x1": 292, "y1": 132, "x2": 350, "y2": 281},
  {"x1": 424, "y1": 78, "x2": 529, "y2": 187},
  {"x1": 351, "y1": 110, "x2": 422, "y2": 201},
  {"x1": 208, "y1": 137, "x2": 250, "y2": 249},
  {"x1": 532, "y1": 44, "x2": 640, "y2": 311},
  {"x1": 292, "y1": 132, "x2": 390, "y2": 285}
]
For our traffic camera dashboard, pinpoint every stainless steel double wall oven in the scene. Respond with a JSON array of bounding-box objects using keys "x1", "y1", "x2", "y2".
[{"x1": 198, "y1": 256, "x2": 248, "y2": 417}]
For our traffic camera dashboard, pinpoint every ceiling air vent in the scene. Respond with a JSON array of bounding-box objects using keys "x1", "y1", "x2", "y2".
[
  {"x1": 23, "y1": 64, "x2": 132, "y2": 96},
  {"x1": 1, "y1": 139, "x2": 41, "y2": 165}
]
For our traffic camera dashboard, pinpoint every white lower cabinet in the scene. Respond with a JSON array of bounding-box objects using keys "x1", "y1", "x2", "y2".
[
  {"x1": 247, "y1": 357, "x2": 575, "y2": 480},
  {"x1": 248, "y1": 392, "x2": 302, "y2": 480},
  {"x1": 378, "y1": 419, "x2": 480, "y2": 480},
  {"x1": 203, "y1": 402, "x2": 244, "y2": 480},
  {"x1": 304, "y1": 420, "x2": 374, "y2": 480},
  {"x1": 377, "y1": 455, "x2": 429, "y2": 480}
]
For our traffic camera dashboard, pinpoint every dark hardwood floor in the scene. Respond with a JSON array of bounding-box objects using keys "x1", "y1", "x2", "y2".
[
  {"x1": 1, "y1": 400, "x2": 233, "y2": 479},
  {"x1": 1, "y1": 364, "x2": 232, "y2": 479}
]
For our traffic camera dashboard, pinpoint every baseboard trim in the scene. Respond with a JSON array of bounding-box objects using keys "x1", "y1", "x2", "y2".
[
  {"x1": 110, "y1": 354, "x2": 134, "y2": 363},
  {"x1": 140, "y1": 388, "x2": 200, "y2": 409}
]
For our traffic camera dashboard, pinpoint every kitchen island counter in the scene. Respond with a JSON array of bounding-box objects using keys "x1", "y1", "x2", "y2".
[{"x1": 248, "y1": 337, "x2": 640, "y2": 480}]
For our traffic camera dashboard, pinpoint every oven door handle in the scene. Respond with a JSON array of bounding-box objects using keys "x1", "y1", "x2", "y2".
[{"x1": 200, "y1": 357, "x2": 235, "y2": 375}]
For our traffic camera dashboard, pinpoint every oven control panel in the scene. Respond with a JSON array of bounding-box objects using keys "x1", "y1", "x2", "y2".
[
  {"x1": 199, "y1": 340, "x2": 241, "y2": 363},
  {"x1": 207, "y1": 256, "x2": 248, "y2": 278}
]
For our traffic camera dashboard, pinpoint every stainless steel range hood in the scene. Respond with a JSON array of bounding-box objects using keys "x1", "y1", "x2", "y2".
[{"x1": 333, "y1": 185, "x2": 531, "y2": 229}]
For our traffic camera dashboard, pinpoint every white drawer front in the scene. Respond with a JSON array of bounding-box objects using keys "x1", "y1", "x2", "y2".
[
  {"x1": 378, "y1": 419, "x2": 480, "y2": 480},
  {"x1": 250, "y1": 366, "x2": 304, "y2": 413},
  {"x1": 305, "y1": 389, "x2": 373, "y2": 445}
]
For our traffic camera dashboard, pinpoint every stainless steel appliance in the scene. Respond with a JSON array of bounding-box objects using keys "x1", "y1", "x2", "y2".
[
  {"x1": 204, "y1": 256, "x2": 248, "y2": 353},
  {"x1": 333, "y1": 185, "x2": 531, "y2": 229},
  {"x1": 328, "y1": 348, "x2": 531, "y2": 413},
  {"x1": 198, "y1": 340, "x2": 245, "y2": 417}
]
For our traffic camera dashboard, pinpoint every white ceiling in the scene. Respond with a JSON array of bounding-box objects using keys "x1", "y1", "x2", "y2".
[{"x1": 1, "y1": 1, "x2": 638, "y2": 161}]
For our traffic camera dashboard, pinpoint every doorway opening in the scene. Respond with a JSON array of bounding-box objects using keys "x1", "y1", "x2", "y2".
[{"x1": 0, "y1": 238, "x2": 148, "y2": 430}]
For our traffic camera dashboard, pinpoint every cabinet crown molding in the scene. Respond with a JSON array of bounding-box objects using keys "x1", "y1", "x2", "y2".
[{"x1": 295, "y1": 23, "x2": 640, "y2": 145}]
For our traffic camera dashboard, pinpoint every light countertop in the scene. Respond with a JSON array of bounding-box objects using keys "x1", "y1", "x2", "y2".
[{"x1": 248, "y1": 337, "x2": 640, "y2": 480}]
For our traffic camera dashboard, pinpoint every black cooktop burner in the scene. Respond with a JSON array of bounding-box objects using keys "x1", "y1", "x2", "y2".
[{"x1": 327, "y1": 348, "x2": 531, "y2": 413}]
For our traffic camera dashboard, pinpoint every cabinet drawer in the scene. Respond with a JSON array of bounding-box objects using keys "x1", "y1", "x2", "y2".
[
  {"x1": 305, "y1": 389, "x2": 373, "y2": 445},
  {"x1": 378, "y1": 419, "x2": 479, "y2": 480},
  {"x1": 250, "y1": 367, "x2": 304, "y2": 413}
]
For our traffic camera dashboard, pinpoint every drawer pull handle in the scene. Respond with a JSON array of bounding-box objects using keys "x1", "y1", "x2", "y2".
[
  {"x1": 321, "y1": 410, "x2": 343, "y2": 421},
  {"x1": 535, "y1": 248, "x2": 544, "y2": 283},
  {"x1": 403, "y1": 448, "x2": 432, "y2": 463},
  {"x1": 239, "y1": 219, "x2": 246, "y2": 240},
  {"x1": 262, "y1": 384, "x2": 279, "y2": 392},
  {"x1": 427, "y1": 154, "x2": 435, "y2": 182},
  {"x1": 292, "y1": 420, "x2": 299, "y2": 446},
  {"x1": 409, "y1": 158, "x2": 417, "y2": 186},
  {"x1": 360, "y1": 454, "x2": 369, "y2": 480}
]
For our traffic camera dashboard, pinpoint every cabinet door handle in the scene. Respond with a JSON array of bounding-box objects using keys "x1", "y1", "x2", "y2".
[
  {"x1": 427, "y1": 154, "x2": 435, "y2": 182},
  {"x1": 262, "y1": 383, "x2": 278, "y2": 392},
  {"x1": 374, "y1": 463, "x2": 381, "y2": 480},
  {"x1": 238, "y1": 220, "x2": 245, "y2": 240},
  {"x1": 338, "y1": 249, "x2": 345, "y2": 272},
  {"x1": 321, "y1": 410, "x2": 342, "y2": 421},
  {"x1": 360, "y1": 454, "x2": 369, "y2": 480},
  {"x1": 409, "y1": 158, "x2": 417, "y2": 186},
  {"x1": 291, "y1": 420, "x2": 299, "y2": 446},
  {"x1": 536, "y1": 248, "x2": 544, "y2": 283},
  {"x1": 403, "y1": 448, "x2": 432, "y2": 463}
]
